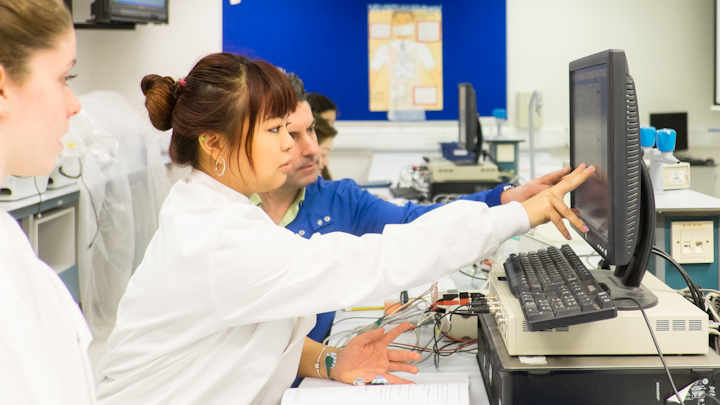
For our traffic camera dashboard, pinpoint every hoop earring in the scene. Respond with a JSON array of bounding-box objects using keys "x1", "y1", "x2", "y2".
[{"x1": 215, "y1": 158, "x2": 226, "y2": 177}]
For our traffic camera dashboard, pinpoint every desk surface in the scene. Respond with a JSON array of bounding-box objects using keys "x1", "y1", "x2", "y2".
[
  {"x1": 655, "y1": 188, "x2": 720, "y2": 213},
  {"x1": 301, "y1": 307, "x2": 490, "y2": 405}
]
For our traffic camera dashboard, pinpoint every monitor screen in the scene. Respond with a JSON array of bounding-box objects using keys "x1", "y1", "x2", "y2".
[
  {"x1": 93, "y1": 0, "x2": 168, "y2": 23},
  {"x1": 571, "y1": 65, "x2": 610, "y2": 245},
  {"x1": 112, "y1": 0, "x2": 165, "y2": 6},
  {"x1": 570, "y1": 49, "x2": 644, "y2": 270},
  {"x1": 458, "y1": 82, "x2": 481, "y2": 162}
]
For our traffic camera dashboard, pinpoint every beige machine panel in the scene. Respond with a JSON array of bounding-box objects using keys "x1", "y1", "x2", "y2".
[{"x1": 487, "y1": 269, "x2": 708, "y2": 356}]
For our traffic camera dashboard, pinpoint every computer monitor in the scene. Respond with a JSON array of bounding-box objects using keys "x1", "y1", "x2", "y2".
[
  {"x1": 650, "y1": 112, "x2": 688, "y2": 151},
  {"x1": 458, "y1": 83, "x2": 483, "y2": 164},
  {"x1": 91, "y1": 0, "x2": 168, "y2": 24},
  {"x1": 569, "y1": 49, "x2": 658, "y2": 309}
]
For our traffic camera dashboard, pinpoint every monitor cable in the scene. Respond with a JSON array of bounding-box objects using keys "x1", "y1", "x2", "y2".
[
  {"x1": 614, "y1": 296, "x2": 684, "y2": 404},
  {"x1": 32, "y1": 176, "x2": 44, "y2": 218},
  {"x1": 651, "y1": 247, "x2": 704, "y2": 310},
  {"x1": 76, "y1": 159, "x2": 102, "y2": 249}
]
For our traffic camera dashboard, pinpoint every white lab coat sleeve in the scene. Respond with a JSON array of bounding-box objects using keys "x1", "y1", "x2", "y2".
[{"x1": 207, "y1": 200, "x2": 529, "y2": 326}]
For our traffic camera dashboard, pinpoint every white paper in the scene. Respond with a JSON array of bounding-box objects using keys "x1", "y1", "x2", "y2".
[
  {"x1": 370, "y1": 24, "x2": 391, "y2": 39},
  {"x1": 417, "y1": 21, "x2": 440, "y2": 42},
  {"x1": 281, "y1": 380, "x2": 469, "y2": 405}
]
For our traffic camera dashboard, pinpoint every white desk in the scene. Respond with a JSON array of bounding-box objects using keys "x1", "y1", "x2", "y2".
[
  {"x1": 300, "y1": 307, "x2": 490, "y2": 405},
  {"x1": 655, "y1": 188, "x2": 720, "y2": 213}
]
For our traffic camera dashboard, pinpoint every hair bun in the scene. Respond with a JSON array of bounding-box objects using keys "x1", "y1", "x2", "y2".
[{"x1": 141, "y1": 74, "x2": 178, "y2": 131}]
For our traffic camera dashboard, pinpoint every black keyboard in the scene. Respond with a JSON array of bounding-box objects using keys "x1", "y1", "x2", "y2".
[{"x1": 502, "y1": 245, "x2": 617, "y2": 331}]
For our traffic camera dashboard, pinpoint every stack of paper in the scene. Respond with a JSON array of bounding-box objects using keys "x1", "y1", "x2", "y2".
[{"x1": 281, "y1": 374, "x2": 469, "y2": 405}]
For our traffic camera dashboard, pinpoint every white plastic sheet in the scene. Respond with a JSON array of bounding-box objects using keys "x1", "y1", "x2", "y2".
[{"x1": 66, "y1": 91, "x2": 173, "y2": 366}]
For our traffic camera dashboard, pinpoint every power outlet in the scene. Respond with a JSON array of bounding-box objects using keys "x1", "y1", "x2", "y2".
[{"x1": 670, "y1": 220, "x2": 714, "y2": 264}]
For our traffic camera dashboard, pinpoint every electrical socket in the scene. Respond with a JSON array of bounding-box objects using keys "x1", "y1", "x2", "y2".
[{"x1": 670, "y1": 220, "x2": 714, "y2": 264}]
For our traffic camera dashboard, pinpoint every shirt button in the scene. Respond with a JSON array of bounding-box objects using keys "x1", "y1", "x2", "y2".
[
  {"x1": 298, "y1": 230, "x2": 305, "y2": 236},
  {"x1": 317, "y1": 219, "x2": 323, "y2": 226},
  {"x1": 324, "y1": 216, "x2": 331, "y2": 222}
]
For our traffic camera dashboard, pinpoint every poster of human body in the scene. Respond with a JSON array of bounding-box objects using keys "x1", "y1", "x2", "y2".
[{"x1": 368, "y1": 4, "x2": 443, "y2": 112}]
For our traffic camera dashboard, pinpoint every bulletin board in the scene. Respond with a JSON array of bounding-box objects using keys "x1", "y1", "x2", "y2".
[{"x1": 222, "y1": 0, "x2": 506, "y2": 120}]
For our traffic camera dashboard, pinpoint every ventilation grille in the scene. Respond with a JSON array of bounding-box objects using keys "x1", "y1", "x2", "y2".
[
  {"x1": 672, "y1": 320, "x2": 686, "y2": 331},
  {"x1": 655, "y1": 319, "x2": 669, "y2": 332},
  {"x1": 623, "y1": 74, "x2": 641, "y2": 257},
  {"x1": 689, "y1": 320, "x2": 702, "y2": 331}
]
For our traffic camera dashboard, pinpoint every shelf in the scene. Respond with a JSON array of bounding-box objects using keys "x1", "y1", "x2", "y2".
[
  {"x1": 34, "y1": 206, "x2": 75, "y2": 275},
  {"x1": 74, "y1": 22, "x2": 135, "y2": 30},
  {"x1": 2, "y1": 185, "x2": 79, "y2": 220}
]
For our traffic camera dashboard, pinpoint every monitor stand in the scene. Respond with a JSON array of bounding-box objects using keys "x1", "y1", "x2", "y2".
[{"x1": 601, "y1": 161, "x2": 658, "y2": 310}]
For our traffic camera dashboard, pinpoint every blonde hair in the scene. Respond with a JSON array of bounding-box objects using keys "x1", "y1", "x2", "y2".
[{"x1": 0, "y1": 0, "x2": 73, "y2": 83}]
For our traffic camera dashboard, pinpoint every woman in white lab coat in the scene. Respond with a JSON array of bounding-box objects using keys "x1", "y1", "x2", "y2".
[
  {"x1": 0, "y1": 0, "x2": 95, "y2": 403},
  {"x1": 96, "y1": 53, "x2": 593, "y2": 405}
]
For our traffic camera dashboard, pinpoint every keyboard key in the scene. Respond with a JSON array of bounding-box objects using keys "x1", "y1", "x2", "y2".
[{"x1": 596, "y1": 291, "x2": 613, "y2": 308}]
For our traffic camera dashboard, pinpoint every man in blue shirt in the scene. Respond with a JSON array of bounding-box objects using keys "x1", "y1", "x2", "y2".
[{"x1": 253, "y1": 74, "x2": 571, "y2": 344}]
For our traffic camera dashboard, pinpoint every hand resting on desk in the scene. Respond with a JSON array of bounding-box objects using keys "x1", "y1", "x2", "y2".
[{"x1": 334, "y1": 322, "x2": 420, "y2": 385}]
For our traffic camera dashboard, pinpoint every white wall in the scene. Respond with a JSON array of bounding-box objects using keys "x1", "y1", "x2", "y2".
[
  {"x1": 70, "y1": 0, "x2": 222, "y2": 111},
  {"x1": 507, "y1": 0, "x2": 718, "y2": 148},
  {"x1": 64, "y1": 1, "x2": 720, "y2": 181}
]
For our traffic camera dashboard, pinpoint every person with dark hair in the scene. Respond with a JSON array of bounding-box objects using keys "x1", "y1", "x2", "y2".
[
  {"x1": 286, "y1": 72, "x2": 306, "y2": 102},
  {"x1": 97, "y1": 52, "x2": 593, "y2": 404},
  {"x1": 306, "y1": 93, "x2": 337, "y2": 125},
  {"x1": 257, "y1": 75, "x2": 583, "y2": 356},
  {"x1": 314, "y1": 116, "x2": 336, "y2": 180},
  {"x1": 0, "y1": 0, "x2": 95, "y2": 403}
]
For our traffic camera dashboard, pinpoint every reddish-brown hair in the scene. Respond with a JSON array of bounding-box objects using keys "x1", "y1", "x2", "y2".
[
  {"x1": 141, "y1": 53, "x2": 296, "y2": 169},
  {"x1": 0, "y1": 0, "x2": 73, "y2": 83}
]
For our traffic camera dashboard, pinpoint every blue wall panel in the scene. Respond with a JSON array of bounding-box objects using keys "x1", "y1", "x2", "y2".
[{"x1": 222, "y1": 0, "x2": 506, "y2": 120}]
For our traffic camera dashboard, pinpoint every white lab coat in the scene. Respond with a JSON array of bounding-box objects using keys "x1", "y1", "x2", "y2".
[
  {"x1": 0, "y1": 211, "x2": 95, "y2": 404},
  {"x1": 97, "y1": 170, "x2": 529, "y2": 405}
]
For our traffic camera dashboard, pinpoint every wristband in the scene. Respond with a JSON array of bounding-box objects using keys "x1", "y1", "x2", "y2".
[{"x1": 314, "y1": 347, "x2": 328, "y2": 378}]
